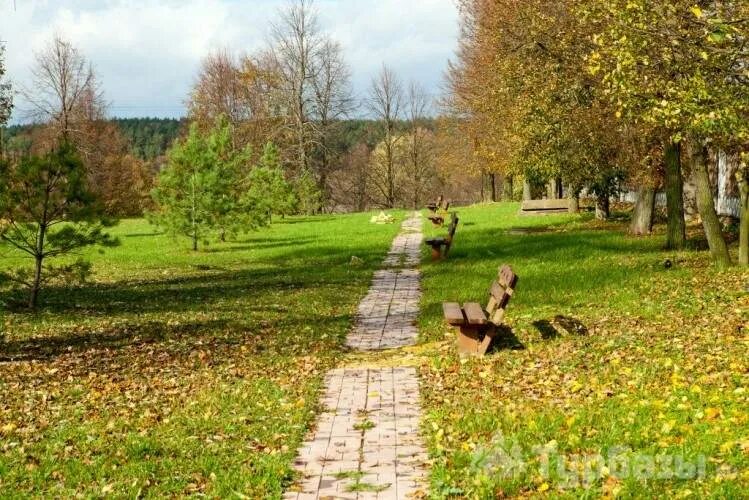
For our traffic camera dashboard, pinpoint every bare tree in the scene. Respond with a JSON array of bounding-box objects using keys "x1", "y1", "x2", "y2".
[
  {"x1": 311, "y1": 38, "x2": 354, "y2": 205},
  {"x1": 367, "y1": 65, "x2": 404, "y2": 208},
  {"x1": 328, "y1": 141, "x2": 371, "y2": 212},
  {"x1": 0, "y1": 44, "x2": 11, "y2": 127},
  {"x1": 189, "y1": 49, "x2": 247, "y2": 129},
  {"x1": 24, "y1": 36, "x2": 105, "y2": 145},
  {"x1": 188, "y1": 49, "x2": 285, "y2": 153},
  {"x1": 405, "y1": 82, "x2": 435, "y2": 208},
  {"x1": 0, "y1": 44, "x2": 13, "y2": 159},
  {"x1": 271, "y1": 0, "x2": 323, "y2": 175}
]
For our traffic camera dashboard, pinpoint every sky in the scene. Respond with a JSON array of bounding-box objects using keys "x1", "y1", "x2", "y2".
[{"x1": 1, "y1": 0, "x2": 460, "y2": 121}]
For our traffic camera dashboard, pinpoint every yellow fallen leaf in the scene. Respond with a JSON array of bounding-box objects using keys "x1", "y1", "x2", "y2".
[
  {"x1": 705, "y1": 408, "x2": 721, "y2": 420},
  {"x1": 661, "y1": 420, "x2": 676, "y2": 434},
  {"x1": 720, "y1": 441, "x2": 734, "y2": 454},
  {"x1": 1, "y1": 423, "x2": 16, "y2": 435},
  {"x1": 538, "y1": 482, "x2": 550, "y2": 492}
]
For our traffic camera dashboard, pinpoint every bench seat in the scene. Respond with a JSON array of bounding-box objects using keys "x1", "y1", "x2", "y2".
[
  {"x1": 442, "y1": 302, "x2": 465, "y2": 325},
  {"x1": 442, "y1": 302, "x2": 487, "y2": 326},
  {"x1": 427, "y1": 215, "x2": 446, "y2": 226},
  {"x1": 441, "y1": 265, "x2": 519, "y2": 356},
  {"x1": 520, "y1": 199, "x2": 569, "y2": 215},
  {"x1": 424, "y1": 213, "x2": 459, "y2": 260},
  {"x1": 425, "y1": 236, "x2": 448, "y2": 246}
]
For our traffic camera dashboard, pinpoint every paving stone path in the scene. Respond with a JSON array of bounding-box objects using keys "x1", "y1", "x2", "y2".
[{"x1": 286, "y1": 213, "x2": 427, "y2": 500}]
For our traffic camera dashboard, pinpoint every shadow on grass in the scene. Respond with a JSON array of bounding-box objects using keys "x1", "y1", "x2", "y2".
[
  {"x1": 200, "y1": 237, "x2": 316, "y2": 253},
  {"x1": 124, "y1": 232, "x2": 164, "y2": 238},
  {"x1": 0, "y1": 310, "x2": 352, "y2": 363},
  {"x1": 275, "y1": 215, "x2": 337, "y2": 225},
  {"x1": 487, "y1": 325, "x2": 525, "y2": 353},
  {"x1": 532, "y1": 320, "x2": 560, "y2": 340},
  {"x1": 533, "y1": 316, "x2": 590, "y2": 339}
]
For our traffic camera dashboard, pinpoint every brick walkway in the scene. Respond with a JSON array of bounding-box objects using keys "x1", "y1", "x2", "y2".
[
  {"x1": 346, "y1": 213, "x2": 422, "y2": 351},
  {"x1": 285, "y1": 213, "x2": 427, "y2": 500}
]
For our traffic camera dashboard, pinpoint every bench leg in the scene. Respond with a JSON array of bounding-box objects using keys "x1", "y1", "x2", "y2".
[
  {"x1": 457, "y1": 326, "x2": 483, "y2": 355},
  {"x1": 477, "y1": 326, "x2": 497, "y2": 356},
  {"x1": 430, "y1": 246, "x2": 441, "y2": 261},
  {"x1": 457, "y1": 325, "x2": 496, "y2": 356}
]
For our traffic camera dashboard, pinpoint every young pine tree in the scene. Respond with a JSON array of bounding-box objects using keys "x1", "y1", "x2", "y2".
[
  {"x1": 0, "y1": 142, "x2": 118, "y2": 309},
  {"x1": 151, "y1": 117, "x2": 274, "y2": 249},
  {"x1": 243, "y1": 143, "x2": 296, "y2": 223}
]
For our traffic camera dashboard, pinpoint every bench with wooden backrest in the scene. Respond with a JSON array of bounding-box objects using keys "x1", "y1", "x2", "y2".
[
  {"x1": 426, "y1": 195, "x2": 444, "y2": 214},
  {"x1": 442, "y1": 265, "x2": 519, "y2": 355},
  {"x1": 520, "y1": 199, "x2": 569, "y2": 215},
  {"x1": 424, "y1": 212, "x2": 458, "y2": 260},
  {"x1": 427, "y1": 201, "x2": 451, "y2": 226}
]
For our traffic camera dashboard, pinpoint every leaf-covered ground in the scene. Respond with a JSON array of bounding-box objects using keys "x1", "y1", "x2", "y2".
[
  {"x1": 418, "y1": 203, "x2": 748, "y2": 498},
  {"x1": 0, "y1": 213, "x2": 402, "y2": 498}
]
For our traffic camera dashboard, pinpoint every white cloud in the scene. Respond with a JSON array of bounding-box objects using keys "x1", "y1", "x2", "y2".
[{"x1": 1, "y1": 0, "x2": 458, "y2": 120}]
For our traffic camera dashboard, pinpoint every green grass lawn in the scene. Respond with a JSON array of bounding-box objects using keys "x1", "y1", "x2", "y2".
[
  {"x1": 0, "y1": 213, "x2": 403, "y2": 498},
  {"x1": 1, "y1": 204, "x2": 746, "y2": 499},
  {"x1": 419, "y1": 203, "x2": 748, "y2": 498}
]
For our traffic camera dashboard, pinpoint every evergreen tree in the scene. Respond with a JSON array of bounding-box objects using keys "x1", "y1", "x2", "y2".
[
  {"x1": 0, "y1": 142, "x2": 118, "y2": 309},
  {"x1": 150, "y1": 117, "x2": 272, "y2": 250},
  {"x1": 243, "y1": 143, "x2": 296, "y2": 222}
]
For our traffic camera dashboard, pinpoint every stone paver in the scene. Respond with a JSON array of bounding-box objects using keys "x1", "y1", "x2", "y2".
[
  {"x1": 346, "y1": 213, "x2": 422, "y2": 351},
  {"x1": 284, "y1": 368, "x2": 427, "y2": 500},
  {"x1": 383, "y1": 214, "x2": 422, "y2": 268},
  {"x1": 286, "y1": 212, "x2": 427, "y2": 500}
]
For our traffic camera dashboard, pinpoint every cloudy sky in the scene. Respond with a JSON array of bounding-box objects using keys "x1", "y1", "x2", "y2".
[{"x1": 1, "y1": 0, "x2": 459, "y2": 121}]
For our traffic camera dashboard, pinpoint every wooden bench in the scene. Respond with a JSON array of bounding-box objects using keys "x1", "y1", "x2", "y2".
[
  {"x1": 426, "y1": 195, "x2": 444, "y2": 213},
  {"x1": 442, "y1": 265, "x2": 519, "y2": 356},
  {"x1": 424, "y1": 213, "x2": 458, "y2": 260},
  {"x1": 427, "y1": 201, "x2": 451, "y2": 226},
  {"x1": 520, "y1": 199, "x2": 568, "y2": 215}
]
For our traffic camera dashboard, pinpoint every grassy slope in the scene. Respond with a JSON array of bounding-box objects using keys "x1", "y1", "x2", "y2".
[
  {"x1": 0, "y1": 213, "x2": 402, "y2": 498},
  {"x1": 419, "y1": 203, "x2": 748, "y2": 498}
]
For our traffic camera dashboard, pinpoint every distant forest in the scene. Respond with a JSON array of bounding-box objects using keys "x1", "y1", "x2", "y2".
[
  {"x1": 112, "y1": 118, "x2": 185, "y2": 159},
  {"x1": 1, "y1": 117, "x2": 430, "y2": 163},
  {"x1": 1, "y1": 118, "x2": 185, "y2": 161}
]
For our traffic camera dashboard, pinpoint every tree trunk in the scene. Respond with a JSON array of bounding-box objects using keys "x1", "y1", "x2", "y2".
[
  {"x1": 490, "y1": 173, "x2": 497, "y2": 202},
  {"x1": 504, "y1": 175, "x2": 514, "y2": 201},
  {"x1": 630, "y1": 186, "x2": 656, "y2": 235},
  {"x1": 192, "y1": 231, "x2": 198, "y2": 252},
  {"x1": 523, "y1": 179, "x2": 532, "y2": 201},
  {"x1": 664, "y1": 140, "x2": 687, "y2": 250},
  {"x1": 568, "y1": 192, "x2": 579, "y2": 214},
  {"x1": 737, "y1": 164, "x2": 749, "y2": 266},
  {"x1": 595, "y1": 193, "x2": 609, "y2": 220},
  {"x1": 29, "y1": 225, "x2": 47, "y2": 309},
  {"x1": 555, "y1": 177, "x2": 563, "y2": 199},
  {"x1": 689, "y1": 143, "x2": 730, "y2": 267}
]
